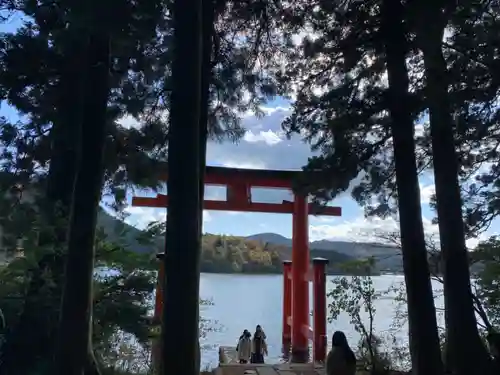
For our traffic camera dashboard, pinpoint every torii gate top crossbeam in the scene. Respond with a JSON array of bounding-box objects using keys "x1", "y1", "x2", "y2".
[
  {"x1": 159, "y1": 165, "x2": 312, "y2": 189},
  {"x1": 132, "y1": 166, "x2": 342, "y2": 216}
]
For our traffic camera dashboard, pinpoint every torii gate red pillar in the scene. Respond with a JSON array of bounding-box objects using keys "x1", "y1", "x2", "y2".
[
  {"x1": 282, "y1": 260, "x2": 292, "y2": 356},
  {"x1": 291, "y1": 194, "x2": 310, "y2": 363},
  {"x1": 312, "y1": 257, "x2": 329, "y2": 363}
]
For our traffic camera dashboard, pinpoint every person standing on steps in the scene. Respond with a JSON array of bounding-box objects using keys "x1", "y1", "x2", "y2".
[
  {"x1": 251, "y1": 325, "x2": 267, "y2": 364},
  {"x1": 237, "y1": 330, "x2": 252, "y2": 364},
  {"x1": 326, "y1": 331, "x2": 356, "y2": 375},
  {"x1": 255, "y1": 325, "x2": 268, "y2": 355}
]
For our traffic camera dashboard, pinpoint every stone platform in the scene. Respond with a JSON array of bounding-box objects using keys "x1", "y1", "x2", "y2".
[
  {"x1": 215, "y1": 363, "x2": 325, "y2": 375},
  {"x1": 214, "y1": 346, "x2": 410, "y2": 375},
  {"x1": 217, "y1": 346, "x2": 325, "y2": 375}
]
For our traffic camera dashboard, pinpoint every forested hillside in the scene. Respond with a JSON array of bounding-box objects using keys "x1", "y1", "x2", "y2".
[{"x1": 95, "y1": 210, "x2": 356, "y2": 274}]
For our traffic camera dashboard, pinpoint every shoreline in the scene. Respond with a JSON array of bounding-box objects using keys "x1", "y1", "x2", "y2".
[{"x1": 198, "y1": 270, "x2": 402, "y2": 277}]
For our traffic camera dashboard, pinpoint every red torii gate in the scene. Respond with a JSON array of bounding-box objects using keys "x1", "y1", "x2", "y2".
[{"x1": 132, "y1": 166, "x2": 342, "y2": 363}]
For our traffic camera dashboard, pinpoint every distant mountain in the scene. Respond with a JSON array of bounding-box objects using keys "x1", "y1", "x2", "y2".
[
  {"x1": 245, "y1": 232, "x2": 403, "y2": 273},
  {"x1": 94, "y1": 212, "x2": 354, "y2": 274},
  {"x1": 94, "y1": 212, "x2": 402, "y2": 273},
  {"x1": 245, "y1": 233, "x2": 292, "y2": 246},
  {"x1": 308, "y1": 239, "x2": 398, "y2": 257},
  {"x1": 244, "y1": 233, "x2": 359, "y2": 270},
  {"x1": 245, "y1": 233, "x2": 399, "y2": 257},
  {"x1": 97, "y1": 210, "x2": 154, "y2": 254}
]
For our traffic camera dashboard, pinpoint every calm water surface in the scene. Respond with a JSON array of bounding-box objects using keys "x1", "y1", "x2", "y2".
[{"x1": 198, "y1": 273, "x2": 444, "y2": 368}]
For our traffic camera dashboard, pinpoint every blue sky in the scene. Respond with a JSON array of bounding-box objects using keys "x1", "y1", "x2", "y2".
[{"x1": 0, "y1": 13, "x2": 496, "y2": 246}]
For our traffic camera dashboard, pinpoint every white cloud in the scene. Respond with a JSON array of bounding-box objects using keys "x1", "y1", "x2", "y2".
[
  {"x1": 118, "y1": 115, "x2": 140, "y2": 129},
  {"x1": 261, "y1": 106, "x2": 292, "y2": 115},
  {"x1": 310, "y1": 215, "x2": 344, "y2": 224},
  {"x1": 221, "y1": 160, "x2": 267, "y2": 169},
  {"x1": 309, "y1": 214, "x2": 484, "y2": 249},
  {"x1": 242, "y1": 105, "x2": 291, "y2": 118},
  {"x1": 206, "y1": 106, "x2": 316, "y2": 172},
  {"x1": 415, "y1": 123, "x2": 425, "y2": 137},
  {"x1": 124, "y1": 206, "x2": 164, "y2": 228},
  {"x1": 465, "y1": 237, "x2": 481, "y2": 249},
  {"x1": 309, "y1": 215, "x2": 431, "y2": 242},
  {"x1": 243, "y1": 129, "x2": 284, "y2": 145},
  {"x1": 419, "y1": 183, "x2": 435, "y2": 204},
  {"x1": 124, "y1": 206, "x2": 211, "y2": 230}
]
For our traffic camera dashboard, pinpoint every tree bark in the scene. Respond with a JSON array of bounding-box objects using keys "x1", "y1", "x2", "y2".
[
  {"x1": 413, "y1": 2, "x2": 492, "y2": 374},
  {"x1": 161, "y1": 0, "x2": 203, "y2": 374},
  {"x1": 195, "y1": 0, "x2": 216, "y2": 370},
  {"x1": 54, "y1": 31, "x2": 110, "y2": 375},
  {"x1": 0, "y1": 34, "x2": 85, "y2": 375},
  {"x1": 381, "y1": 1, "x2": 443, "y2": 374}
]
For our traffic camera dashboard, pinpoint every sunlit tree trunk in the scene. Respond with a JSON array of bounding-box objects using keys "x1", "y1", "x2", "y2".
[
  {"x1": 381, "y1": 1, "x2": 443, "y2": 374},
  {"x1": 412, "y1": 1, "x2": 492, "y2": 374},
  {"x1": 161, "y1": 0, "x2": 203, "y2": 374},
  {"x1": 54, "y1": 31, "x2": 110, "y2": 375}
]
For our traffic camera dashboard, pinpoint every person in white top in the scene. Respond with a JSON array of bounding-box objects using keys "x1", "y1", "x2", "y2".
[{"x1": 237, "y1": 329, "x2": 252, "y2": 364}]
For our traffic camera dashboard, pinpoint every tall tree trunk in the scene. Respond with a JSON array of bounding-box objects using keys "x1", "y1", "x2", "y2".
[
  {"x1": 414, "y1": 2, "x2": 492, "y2": 374},
  {"x1": 54, "y1": 31, "x2": 110, "y2": 375},
  {"x1": 195, "y1": 0, "x2": 216, "y2": 370},
  {"x1": 381, "y1": 1, "x2": 443, "y2": 374},
  {"x1": 161, "y1": 0, "x2": 203, "y2": 374},
  {"x1": 199, "y1": 0, "x2": 214, "y2": 204},
  {"x1": 0, "y1": 35, "x2": 85, "y2": 375}
]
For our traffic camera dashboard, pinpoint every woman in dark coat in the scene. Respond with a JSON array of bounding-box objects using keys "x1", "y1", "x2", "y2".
[
  {"x1": 250, "y1": 326, "x2": 267, "y2": 364},
  {"x1": 326, "y1": 331, "x2": 356, "y2": 375}
]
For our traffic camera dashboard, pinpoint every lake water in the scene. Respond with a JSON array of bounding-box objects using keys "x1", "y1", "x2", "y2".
[{"x1": 198, "y1": 273, "x2": 444, "y2": 368}]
